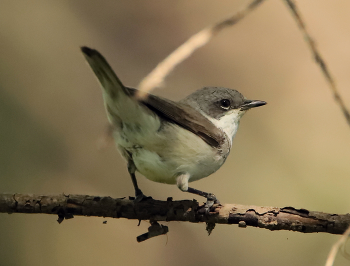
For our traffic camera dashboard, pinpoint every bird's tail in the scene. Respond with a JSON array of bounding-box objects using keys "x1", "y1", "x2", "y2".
[{"x1": 81, "y1": 46, "x2": 155, "y2": 127}]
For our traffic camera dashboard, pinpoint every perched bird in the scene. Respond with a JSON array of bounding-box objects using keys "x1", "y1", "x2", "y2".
[{"x1": 81, "y1": 47, "x2": 266, "y2": 204}]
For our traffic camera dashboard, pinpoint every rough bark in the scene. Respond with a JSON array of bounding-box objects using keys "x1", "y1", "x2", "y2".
[{"x1": 0, "y1": 193, "x2": 349, "y2": 236}]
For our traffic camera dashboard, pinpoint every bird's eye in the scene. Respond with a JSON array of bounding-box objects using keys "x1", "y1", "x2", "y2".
[{"x1": 220, "y1": 99, "x2": 231, "y2": 110}]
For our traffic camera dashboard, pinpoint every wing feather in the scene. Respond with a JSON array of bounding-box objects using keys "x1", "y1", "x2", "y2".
[
  {"x1": 126, "y1": 88, "x2": 227, "y2": 149},
  {"x1": 81, "y1": 46, "x2": 227, "y2": 150}
]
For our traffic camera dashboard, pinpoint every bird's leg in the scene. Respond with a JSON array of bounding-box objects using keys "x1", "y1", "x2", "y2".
[
  {"x1": 187, "y1": 187, "x2": 220, "y2": 204},
  {"x1": 176, "y1": 174, "x2": 220, "y2": 209},
  {"x1": 127, "y1": 159, "x2": 146, "y2": 201}
]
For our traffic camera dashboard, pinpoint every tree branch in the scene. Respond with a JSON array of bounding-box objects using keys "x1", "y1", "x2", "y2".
[
  {"x1": 284, "y1": 0, "x2": 350, "y2": 126},
  {"x1": 136, "y1": 0, "x2": 265, "y2": 99},
  {"x1": 326, "y1": 225, "x2": 350, "y2": 266},
  {"x1": 1, "y1": 193, "x2": 349, "y2": 238}
]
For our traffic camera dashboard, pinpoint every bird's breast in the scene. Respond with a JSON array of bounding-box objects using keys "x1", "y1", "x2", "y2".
[{"x1": 115, "y1": 121, "x2": 228, "y2": 184}]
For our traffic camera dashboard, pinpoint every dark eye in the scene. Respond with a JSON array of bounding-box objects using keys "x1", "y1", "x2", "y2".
[{"x1": 219, "y1": 99, "x2": 231, "y2": 110}]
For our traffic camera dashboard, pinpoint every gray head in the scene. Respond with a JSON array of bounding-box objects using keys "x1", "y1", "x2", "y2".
[
  {"x1": 180, "y1": 87, "x2": 266, "y2": 120},
  {"x1": 180, "y1": 86, "x2": 266, "y2": 142}
]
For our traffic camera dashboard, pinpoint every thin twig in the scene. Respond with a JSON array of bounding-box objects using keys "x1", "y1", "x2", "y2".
[
  {"x1": 284, "y1": 0, "x2": 350, "y2": 126},
  {"x1": 325, "y1": 225, "x2": 350, "y2": 266},
  {"x1": 136, "y1": 0, "x2": 265, "y2": 99}
]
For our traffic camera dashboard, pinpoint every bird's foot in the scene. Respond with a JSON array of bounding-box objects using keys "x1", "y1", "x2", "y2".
[
  {"x1": 133, "y1": 189, "x2": 152, "y2": 203},
  {"x1": 186, "y1": 187, "x2": 220, "y2": 212},
  {"x1": 202, "y1": 193, "x2": 220, "y2": 212},
  {"x1": 206, "y1": 193, "x2": 220, "y2": 204}
]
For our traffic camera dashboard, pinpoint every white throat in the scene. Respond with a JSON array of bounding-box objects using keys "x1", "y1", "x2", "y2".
[{"x1": 201, "y1": 109, "x2": 244, "y2": 146}]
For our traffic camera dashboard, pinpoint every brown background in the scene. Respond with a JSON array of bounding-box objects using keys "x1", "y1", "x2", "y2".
[{"x1": 1, "y1": 1, "x2": 350, "y2": 265}]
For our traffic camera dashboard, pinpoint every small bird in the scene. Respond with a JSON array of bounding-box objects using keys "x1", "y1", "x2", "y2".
[{"x1": 81, "y1": 47, "x2": 266, "y2": 204}]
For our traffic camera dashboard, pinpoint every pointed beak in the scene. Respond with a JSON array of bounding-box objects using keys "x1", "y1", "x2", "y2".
[{"x1": 240, "y1": 100, "x2": 267, "y2": 111}]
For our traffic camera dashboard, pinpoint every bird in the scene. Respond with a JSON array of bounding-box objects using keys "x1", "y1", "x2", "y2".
[{"x1": 81, "y1": 46, "x2": 266, "y2": 204}]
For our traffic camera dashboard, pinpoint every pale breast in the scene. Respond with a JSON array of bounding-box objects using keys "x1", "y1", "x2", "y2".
[{"x1": 115, "y1": 121, "x2": 227, "y2": 184}]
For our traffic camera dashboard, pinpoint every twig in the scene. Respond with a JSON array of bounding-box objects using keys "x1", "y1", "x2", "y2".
[
  {"x1": 1, "y1": 193, "x2": 349, "y2": 242},
  {"x1": 284, "y1": 0, "x2": 350, "y2": 126},
  {"x1": 325, "y1": 225, "x2": 350, "y2": 266},
  {"x1": 136, "y1": 0, "x2": 265, "y2": 99}
]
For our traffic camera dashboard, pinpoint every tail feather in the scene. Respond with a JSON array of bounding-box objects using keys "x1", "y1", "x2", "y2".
[
  {"x1": 81, "y1": 46, "x2": 128, "y2": 102},
  {"x1": 81, "y1": 47, "x2": 158, "y2": 129}
]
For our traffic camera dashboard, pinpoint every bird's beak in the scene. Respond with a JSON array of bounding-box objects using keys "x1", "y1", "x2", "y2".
[{"x1": 240, "y1": 100, "x2": 267, "y2": 111}]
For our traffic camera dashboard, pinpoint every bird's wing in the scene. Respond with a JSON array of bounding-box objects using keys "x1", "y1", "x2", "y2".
[
  {"x1": 81, "y1": 46, "x2": 227, "y2": 149},
  {"x1": 126, "y1": 87, "x2": 227, "y2": 149}
]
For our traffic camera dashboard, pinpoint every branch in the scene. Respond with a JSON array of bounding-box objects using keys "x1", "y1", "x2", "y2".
[
  {"x1": 325, "y1": 225, "x2": 350, "y2": 266},
  {"x1": 136, "y1": 0, "x2": 265, "y2": 99},
  {"x1": 1, "y1": 193, "x2": 349, "y2": 241},
  {"x1": 284, "y1": 0, "x2": 350, "y2": 126}
]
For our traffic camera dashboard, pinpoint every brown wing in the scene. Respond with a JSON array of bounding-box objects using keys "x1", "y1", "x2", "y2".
[
  {"x1": 126, "y1": 87, "x2": 227, "y2": 149},
  {"x1": 81, "y1": 47, "x2": 227, "y2": 151}
]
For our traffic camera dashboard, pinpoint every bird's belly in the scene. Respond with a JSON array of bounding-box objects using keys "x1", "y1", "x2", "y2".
[
  {"x1": 132, "y1": 149, "x2": 223, "y2": 184},
  {"x1": 116, "y1": 122, "x2": 227, "y2": 184}
]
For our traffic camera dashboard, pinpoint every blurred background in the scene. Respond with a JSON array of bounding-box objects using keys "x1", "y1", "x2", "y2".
[{"x1": 1, "y1": 0, "x2": 350, "y2": 265}]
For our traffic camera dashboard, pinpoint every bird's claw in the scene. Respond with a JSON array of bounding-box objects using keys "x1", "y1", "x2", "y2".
[
  {"x1": 133, "y1": 190, "x2": 152, "y2": 203},
  {"x1": 206, "y1": 193, "x2": 220, "y2": 204},
  {"x1": 201, "y1": 193, "x2": 220, "y2": 213}
]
